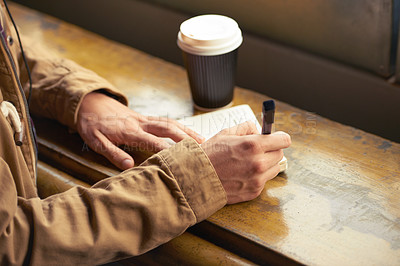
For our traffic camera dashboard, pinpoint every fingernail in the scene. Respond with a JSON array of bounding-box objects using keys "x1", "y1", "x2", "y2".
[{"x1": 122, "y1": 158, "x2": 133, "y2": 169}]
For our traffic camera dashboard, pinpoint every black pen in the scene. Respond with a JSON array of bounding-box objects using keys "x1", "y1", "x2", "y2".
[
  {"x1": 262, "y1": 99, "x2": 288, "y2": 172},
  {"x1": 262, "y1": 100, "x2": 275, "y2": 134}
]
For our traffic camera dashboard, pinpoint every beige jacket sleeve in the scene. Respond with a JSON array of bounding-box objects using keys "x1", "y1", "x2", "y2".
[
  {"x1": 0, "y1": 138, "x2": 227, "y2": 265},
  {"x1": 18, "y1": 36, "x2": 128, "y2": 129}
]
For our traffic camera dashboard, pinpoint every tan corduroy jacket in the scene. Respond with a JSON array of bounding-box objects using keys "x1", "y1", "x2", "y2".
[{"x1": 0, "y1": 2, "x2": 226, "y2": 264}]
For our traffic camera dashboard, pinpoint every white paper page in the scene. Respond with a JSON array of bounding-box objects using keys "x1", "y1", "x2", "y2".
[{"x1": 177, "y1": 104, "x2": 261, "y2": 140}]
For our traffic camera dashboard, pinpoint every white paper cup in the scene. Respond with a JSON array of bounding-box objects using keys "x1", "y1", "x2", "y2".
[{"x1": 177, "y1": 15, "x2": 243, "y2": 110}]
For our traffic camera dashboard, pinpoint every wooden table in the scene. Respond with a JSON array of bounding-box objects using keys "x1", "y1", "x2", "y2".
[{"x1": 10, "y1": 2, "x2": 400, "y2": 265}]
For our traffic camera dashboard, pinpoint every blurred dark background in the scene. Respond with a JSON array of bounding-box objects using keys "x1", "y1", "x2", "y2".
[{"x1": 12, "y1": 0, "x2": 400, "y2": 142}]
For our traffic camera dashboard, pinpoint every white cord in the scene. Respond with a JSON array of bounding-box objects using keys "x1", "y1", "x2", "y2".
[{"x1": 1, "y1": 101, "x2": 22, "y2": 133}]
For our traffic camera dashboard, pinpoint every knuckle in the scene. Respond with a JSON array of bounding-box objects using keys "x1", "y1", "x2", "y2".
[
  {"x1": 252, "y1": 159, "x2": 267, "y2": 174},
  {"x1": 252, "y1": 178, "x2": 265, "y2": 189},
  {"x1": 241, "y1": 139, "x2": 261, "y2": 153},
  {"x1": 246, "y1": 121, "x2": 258, "y2": 132},
  {"x1": 237, "y1": 121, "x2": 257, "y2": 134}
]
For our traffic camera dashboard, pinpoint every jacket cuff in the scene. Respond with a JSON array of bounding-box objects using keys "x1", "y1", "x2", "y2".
[{"x1": 158, "y1": 138, "x2": 227, "y2": 222}]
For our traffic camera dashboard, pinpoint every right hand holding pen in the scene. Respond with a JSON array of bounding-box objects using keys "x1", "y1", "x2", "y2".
[{"x1": 201, "y1": 121, "x2": 291, "y2": 204}]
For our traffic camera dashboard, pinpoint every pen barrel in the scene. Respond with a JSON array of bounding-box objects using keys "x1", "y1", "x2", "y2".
[
  {"x1": 262, "y1": 108, "x2": 275, "y2": 134},
  {"x1": 262, "y1": 123, "x2": 272, "y2": 135},
  {"x1": 263, "y1": 109, "x2": 275, "y2": 123}
]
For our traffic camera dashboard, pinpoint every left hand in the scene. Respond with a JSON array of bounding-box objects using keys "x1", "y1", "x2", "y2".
[{"x1": 76, "y1": 92, "x2": 205, "y2": 170}]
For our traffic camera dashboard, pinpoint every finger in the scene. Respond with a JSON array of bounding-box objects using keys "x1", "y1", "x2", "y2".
[
  {"x1": 258, "y1": 149, "x2": 284, "y2": 170},
  {"x1": 174, "y1": 121, "x2": 205, "y2": 143},
  {"x1": 263, "y1": 163, "x2": 282, "y2": 183},
  {"x1": 256, "y1": 163, "x2": 282, "y2": 189},
  {"x1": 89, "y1": 130, "x2": 135, "y2": 170},
  {"x1": 146, "y1": 117, "x2": 205, "y2": 143},
  {"x1": 257, "y1": 131, "x2": 291, "y2": 151},
  {"x1": 219, "y1": 121, "x2": 259, "y2": 136},
  {"x1": 226, "y1": 163, "x2": 281, "y2": 205},
  {"x1": 123, "y1": 130, "x2": 171, "y2": 153},
  {"x1": 143, "y1": 120, "x2": 191, "y2": 140},
  {"x1": 146, "y1": 121, "x2": 200, "y2": 143}
]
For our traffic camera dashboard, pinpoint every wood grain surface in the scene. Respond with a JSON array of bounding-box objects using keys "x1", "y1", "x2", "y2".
[{"x1": 9, "y1": 2, "x2": 400, "y2": 265}]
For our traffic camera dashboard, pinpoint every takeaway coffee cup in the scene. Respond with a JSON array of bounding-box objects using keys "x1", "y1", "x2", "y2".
[{"x1": 177, "y1": 15, "x2": 243, "y2": 110}]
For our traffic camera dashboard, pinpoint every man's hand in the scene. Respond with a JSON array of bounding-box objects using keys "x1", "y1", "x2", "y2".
[
  {"x1": 77, "y1": 92, "x2": 205, "y2": 170},
  {"x1": 201, "y1": 121, "x2": 291, "y2": 204}
]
